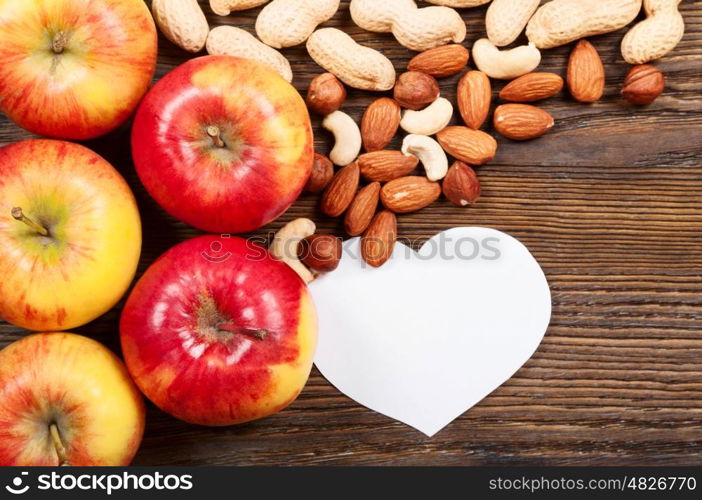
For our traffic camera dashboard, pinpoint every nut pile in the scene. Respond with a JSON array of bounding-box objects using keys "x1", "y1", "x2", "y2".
[{"x1": 153, "y1": 0, "x2": 684, "y2": 279}]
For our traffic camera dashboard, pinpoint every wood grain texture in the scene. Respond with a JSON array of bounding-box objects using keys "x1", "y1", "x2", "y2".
[{"x1": 1, "y1": 0, "x2": 701, "y2": 466}]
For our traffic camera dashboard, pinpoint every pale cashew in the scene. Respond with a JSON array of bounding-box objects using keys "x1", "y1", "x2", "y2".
[
  {"x1": 256, "y1": 0, "x2": 340, "y2": 49},
  {"x1": 349, "y1": 0, "x2": 466, "y2": 51},
  {"x1": 210, "y1": 0, "x2": 269, "y2": 16},
  {"x1": 401, "y1": 134, "x2": 449, "y2": 181},
  {"x1": 307, "y1": 28, "x2": 396, "y2": 91},
  {"x1": 323, "y1": 111, "x2": 362, "y2": 167},
  {"x1": 206, "y1": 26, "x2": 293, "y2": 82},
  {"x1": 486, "y1": 0, "x2": 540, "y2": 47},
  {"x1": 471, "y1": 38, "x2": 541, "y2": 80},
  {"x1": 400, "y1": 97, "x2": 453, "y2": 136},
  {"x1": 269, "y1": 218, "x2": 316, "y2": 284},
  {"x1": 621, "y1": 0, "x2": 684, "y2": 64},
  {"x1": 526, "y1": 0, "x2": 642, "y2": 49},
  {"x1": 425, "y1": 0, "x2": 492, "y2": 6},
  {"x1": 350, "y1": 0, "x2": 416, "y2": 33}
]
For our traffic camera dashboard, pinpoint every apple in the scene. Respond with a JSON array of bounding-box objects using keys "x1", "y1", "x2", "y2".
[
  {"x1": 120, "y1": 234, "x2": 318, "y2": 426},
  {"x1": 131, "y1": 56, "x2": 314, "y2": 234},
  {"x1": 0, "y1": 139, "x2": 142, "y2": 331},
  {"x1": 0, "y1": 332, "x2": 145, "y2": 466},
  {"x1": 0, "y1": 0, "x2": 157, "y2": 139}
]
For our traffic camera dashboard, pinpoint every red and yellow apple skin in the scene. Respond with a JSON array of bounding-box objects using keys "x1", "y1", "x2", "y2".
[
  {"x1": 0, "y1": 139, "x2": 142, "y2": 331},
  {"x1": 120, "y1": 235, "x2": 318, "y2": 426},
  {"x1": 0, "y1": 0, "x2": 157, "y2": 140},
  {"x1": 0, "y1": 333, "x2": 145, "y2": 466},
  {"x1": 131, "y1": 56, "x2": 314, "y2": 234}
]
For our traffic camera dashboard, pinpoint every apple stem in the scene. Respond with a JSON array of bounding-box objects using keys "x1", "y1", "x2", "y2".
[
  {"x1": 52, "y1": 31, "x2": 68, "y2": 54},
  {"x1": 49, "y1": 423, "x2": 71, "y2": 466},
  {"x1": 11, "y1": 207, "x2": 49, "y2": 236},
  {"x1": 218, "y1": 322, "x2": 268, "y2": 340},
  {"x1": 206, "y1": 126, "x2": 225, "y2": 148}
]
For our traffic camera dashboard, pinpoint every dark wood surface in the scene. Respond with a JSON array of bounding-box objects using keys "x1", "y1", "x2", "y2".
[{"x1": 1, "y1": 0, "x2": 701, "y2": 466}]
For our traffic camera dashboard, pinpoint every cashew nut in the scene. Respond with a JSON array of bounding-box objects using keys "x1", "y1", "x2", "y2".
[
  {"x1": 401, "y1": 134, "x2": 449, "y2": 181},
  {"x1": 210, "y1": 0, "x2": 270, "y2": 16},
  {"x1": 471, "y1": 38, "x2": 541, "y2": 80},
  {"x1": 323, "y1": 111, "x2": 362, "y2": 166},
  {"x1": 256, "y1": 0, "x2": 340, "y2": 49},
  {"x1": 621, "y1": 0, "x2": 684, "y2": 64},
  {"x1": 350, "y1": 0, "x2": 466, "y2": 51},
  {"x1": 307, "y1": 28, "x2": 396, "y2": 91},
  {"x1": 269, "y1": 218, "x2": 316, "y2": 284},
  {"x1": 400, "y1": 97, "x2": 453, "y2": 136},
  {"x1": 206, "y1": 27, "x2": 293, "y2": 82}
]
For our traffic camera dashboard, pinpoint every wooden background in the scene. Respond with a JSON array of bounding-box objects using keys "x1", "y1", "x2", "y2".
[{"x1": 1, "y1": 0, "x2": 701, "y2": 466}]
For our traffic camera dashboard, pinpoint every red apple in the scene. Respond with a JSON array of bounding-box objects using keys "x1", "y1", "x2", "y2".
[
  {"x1": 0, "y1": 0, "x2": 157, "y2": 139},
  {"x1": 131, "y1": 56, "x2": 314, "y2": 233},
  {"x1": 120, "y1": 234, "x2": 318, "y2": 426},
  {"x1": 0, "y1": 333, "x2": 145, "y2": 466},
  {"x1": 0, "y1": 139, "x2": 142, "y2": 331}
]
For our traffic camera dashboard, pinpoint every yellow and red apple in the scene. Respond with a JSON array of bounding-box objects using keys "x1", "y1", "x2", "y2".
[
  {"x1": 0, "y1": 0, "x2": 157, "y2": 139},
  {"x1": 131, "y1": 56, "x2": 314, "y2": 233},
  {"x1": 120, "y1": 234, "x2": 317, "y2": 426},
  {"x1": 0, "y1": 332, "x2": 145, "y2": 466},
  {"x1": 0, "y1": 139, "x2": 142, "y2": 331}
]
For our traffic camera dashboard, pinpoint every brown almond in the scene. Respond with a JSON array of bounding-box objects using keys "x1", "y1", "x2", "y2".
[
  {"x1": 306, "y1": 73, "x2": 346, "y2": 115},
  {"x1": 493, "y1": 104, "x2": 554, "y2": 141},
  {"x1": 358, "y1": 150, "x2": 419, "y2": 182},
  {"x1": 361, "y1": 210, "x2": 397, "y2": 268},
  {"x1": 499, "y1": 72, "x2": 564, "y2": 102},
  {"x1": 457, "y1": 71, "x2": 491, "y2": 130},
  {"x1": 567, "y1": 39, "x2": 605, "y2": 103},
  {"x1": 394, "y1": 72, "x2": 440, "y2": 110},
  {"x1": 304, "y1": 153, "x2": 334, "y2": 193},
  {"x1": 344, "y1": 182, "x2": 381, "y2": 236},
  {"x1": 408, "y1": 44, "x2": 469, "y2": 78},
  {"x1": 381, "y1": 176, "x2": 441, "y2": 214},
  {"x1": 442, "y1": 162, "x2": 481, "y2": 207},
  {"x1": 320, "y1": 162, "x2": 360, "y2": 217},
  {"x1": 361, "y1": 98, "x2": 401, "y2": 152},
  {"x1": 436, "y1": 126, "x2": 497, "y2": 166}
]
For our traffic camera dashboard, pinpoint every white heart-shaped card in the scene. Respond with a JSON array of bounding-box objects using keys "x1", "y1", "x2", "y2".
[{"x1": 309, "y1": 227, "x2": 551, "y2": 437}]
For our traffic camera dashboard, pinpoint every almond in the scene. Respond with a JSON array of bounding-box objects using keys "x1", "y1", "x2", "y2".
[
  {"x1": 358, "y1": 150, "x2": 419, "y2": 182},
  {"x1": 457, "y1": 71, "x2": 491, "y2": 130},
  {"x1": 380, "y1": 176, "x2": 441, "y2": 214},
  {"x1": 304, "y1": 153, "x2": 334, "y2": 193},
  {"x1": 436, "y1": 126, "x2": 497, "y2": 166},
  {"x1": 499, "y1": 72, "x2": 564, "y2": 102},
  {"x1": 493, "y1": 104, "x2": 554, "y2": 141},
  {"x1": 442, "y1": 162, "x2": 480, "y2": 207},
  {"x1": 344, "y1": 182, "x2": 381, "y2": 236},
  {"x1": 394, "y1": 72, "x2": 440, "y2": 110},
  {"x1": 361, "y1": 98, "x2": 401, "y2": 152},
  {"x1": 567, "y1": 39, "x2": 605, "y2": 103},
  {"x1": 320, "y1": 162, "x2": 360, "y2": 217},
  {"x1": 407, "y1": 44, "x2": 469, "y2": 78},
  {"x1": 361, "y1": 210, "x2": 397, "y2": 268}
]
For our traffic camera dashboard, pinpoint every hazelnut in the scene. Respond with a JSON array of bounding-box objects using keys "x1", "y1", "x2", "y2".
[
  {"x1": 306, "y1": 73, "x2": 347, "y2": 115},
  {"x1": 442, "y1": 162, "x2": 480, "y2": 207},
  {"x1": 393, "y1": 71, "x2": 440, "y2": 110},
  {"x1": 622, "y1": 65, "x2": 665, "y2": 106},
  {"x1": 304, "y1": 153, "x2": 334, "y2": 193},
  {"x1": 298, "y1": 234, "x2": 342, "y2": 273}
]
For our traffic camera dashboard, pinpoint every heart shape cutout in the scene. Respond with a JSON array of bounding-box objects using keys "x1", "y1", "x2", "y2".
[{"x1": 308, "y1": 227, "x2": 551, "y2": 437}]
